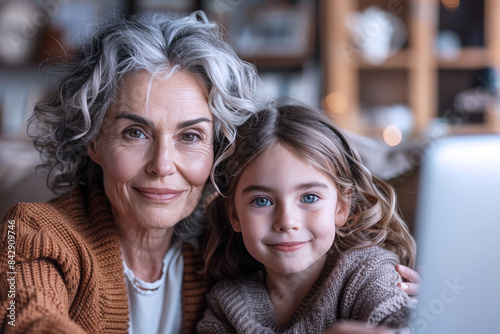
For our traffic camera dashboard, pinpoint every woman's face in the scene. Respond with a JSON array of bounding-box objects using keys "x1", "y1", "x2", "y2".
[{"x1": 88, "y1": 70, "x2": 214, "y2": 229}]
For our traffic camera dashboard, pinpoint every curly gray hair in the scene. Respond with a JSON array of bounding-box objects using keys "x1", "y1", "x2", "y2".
[{"x1": 30, "y1": 11, "x2": 257, "y2": 245}]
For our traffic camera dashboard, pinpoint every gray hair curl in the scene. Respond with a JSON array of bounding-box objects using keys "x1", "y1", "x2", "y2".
[{"x1": 29, "y1": 11, "x2": 257, "y2": 245}]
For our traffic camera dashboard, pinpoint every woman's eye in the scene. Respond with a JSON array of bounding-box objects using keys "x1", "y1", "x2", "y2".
[
  {"x1": 126, "y1": 129, "x2": 145, "y2": 139},
  {"x1": 301, "y1": 194, "x2": 318, "y2": 204},
  {"x1": 252, "y1": 197, "x2": 272, "y2": 207},
  {"x1": 182, "y1": 132, "x2": 200, "y2": 142}
]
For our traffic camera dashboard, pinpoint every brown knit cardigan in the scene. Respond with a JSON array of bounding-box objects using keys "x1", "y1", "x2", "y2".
[{"x1": 0, "y1": 186, "x2": 211, "y2": 333}]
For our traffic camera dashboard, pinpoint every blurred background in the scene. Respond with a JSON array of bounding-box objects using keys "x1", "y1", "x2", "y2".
[{"x1": 1, "y1": 0, "x2": 499, "y2": 232}]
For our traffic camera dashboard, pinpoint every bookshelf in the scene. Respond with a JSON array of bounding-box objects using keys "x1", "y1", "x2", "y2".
[{"x1": 322, "y1": 0, "x2": 500, "y2": 139}]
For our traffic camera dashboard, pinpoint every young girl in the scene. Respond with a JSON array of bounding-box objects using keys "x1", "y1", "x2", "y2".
[{"x1": 198, "y1": 101, "x2": 416, "y2": 333}]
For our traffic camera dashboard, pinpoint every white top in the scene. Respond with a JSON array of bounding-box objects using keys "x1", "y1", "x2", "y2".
[{"x1": 123, "y1": 241, "x2": 184, "y2": 334}]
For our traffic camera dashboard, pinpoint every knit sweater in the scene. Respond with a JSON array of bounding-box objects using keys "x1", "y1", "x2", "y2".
[
  {"x1": 0, "y1": 186, "x2": 211, "y2": 333},
  {"x1": 197, "y1": 247, "x2": 411, "y2": 334}
]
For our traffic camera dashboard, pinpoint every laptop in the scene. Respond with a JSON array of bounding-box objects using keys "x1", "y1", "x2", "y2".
[{"x1": 412, "y1": 135, "x2": 500, "y2": 333}]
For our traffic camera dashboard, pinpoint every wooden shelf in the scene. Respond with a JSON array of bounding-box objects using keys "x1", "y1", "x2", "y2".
[
  {"x1": 357, "y1": 50, "x2": 411, "y2": 69},
  {"x1": 450, "y1": 123, "x2": 498, "y2": 134},
  {"x1": 322, "y1": 0, "x2": 500, "y2": 139},
  {"x1": 437, "y1": 47, "x2": 491, "y2": 69}
]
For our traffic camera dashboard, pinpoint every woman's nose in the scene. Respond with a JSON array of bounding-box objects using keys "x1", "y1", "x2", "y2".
[
  {"x1": 146, "y1": 140, "x2": 177, "y2": 177},
  {"x1": 273, "y1": 204, "x2": 300, "y2": 232}
]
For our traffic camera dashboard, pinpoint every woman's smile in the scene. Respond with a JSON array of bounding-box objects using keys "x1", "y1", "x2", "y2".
[{"x1": 133, "y1": 187, "x2": 185, "y2": 203}]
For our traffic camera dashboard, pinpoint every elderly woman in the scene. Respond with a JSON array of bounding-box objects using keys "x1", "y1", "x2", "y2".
[
  {"x1": 0, "y1": 11, "x2": 256, "y2": 333},
  {"x1": 0, "y1": 10, "x2": 420, "y2": 334}
]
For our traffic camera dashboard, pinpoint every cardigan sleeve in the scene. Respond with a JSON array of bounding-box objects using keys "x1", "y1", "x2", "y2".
[
  {"x1": 0, "y1": 204, "x2": 87, "y2": 334},
  {"x1": 340, "y1": 248, "x2": 411, "y2": 329}
]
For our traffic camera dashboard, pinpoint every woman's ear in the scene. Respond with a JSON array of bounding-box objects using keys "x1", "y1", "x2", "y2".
[
  {"x1": 225, "y1": 200, "x2": 241, "y2": 232},
  {"x1": 86, "y1": 141, "x2": 100, "y2": 164}
]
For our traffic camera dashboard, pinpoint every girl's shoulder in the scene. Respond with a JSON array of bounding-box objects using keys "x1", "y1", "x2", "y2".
[
  {"x1": 329, "y1": 246, "x2": 401, "y2": 283},
  {"x1": 335, "y1": 246, "x2": 399, "y2": 267},
  {"x1": 329, "y1": 247, "x2": 410, "y2": 328}
]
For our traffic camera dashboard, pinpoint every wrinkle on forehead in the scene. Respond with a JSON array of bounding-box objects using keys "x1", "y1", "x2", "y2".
[
  {"x1": 114, "y1": 69, "x2": 210, "y2": 122},
  {"x1": 120, "y1": 68, "x2": 207, "y2": 95}
]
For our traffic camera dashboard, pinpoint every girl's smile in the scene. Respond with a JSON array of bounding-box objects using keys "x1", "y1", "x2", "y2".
[{"x1": 266, "y1": 241, "x2": 308, "y2": 252}]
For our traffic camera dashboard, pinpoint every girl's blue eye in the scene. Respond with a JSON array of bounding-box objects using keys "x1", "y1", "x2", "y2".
[
  {"x1": 301, "y1": 194, "x2": 318, "y2": 204},
  {"x1": 252, "y1": 197, "x2": 271, "y2": 207}
]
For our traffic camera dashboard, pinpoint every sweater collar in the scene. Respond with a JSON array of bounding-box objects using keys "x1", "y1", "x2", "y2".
[{"x1": 84, "y1": 184, "x2": 131, "y2": 331}]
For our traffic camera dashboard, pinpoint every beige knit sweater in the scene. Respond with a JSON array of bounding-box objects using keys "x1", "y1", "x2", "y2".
[
  {"x1": 0, "y1": 186, "x2": 211, "y2": 333},
  {"x1": 198, "y1": 247, "x2": 411, "y2": 333}
]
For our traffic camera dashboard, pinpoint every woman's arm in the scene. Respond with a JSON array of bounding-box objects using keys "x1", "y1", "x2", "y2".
[
  {"x1": 0, "y1": 261, "x2": 87, "y2": 333},
  {"x1": 0, "y1": 204, "x2": 87, "y2": 334}
]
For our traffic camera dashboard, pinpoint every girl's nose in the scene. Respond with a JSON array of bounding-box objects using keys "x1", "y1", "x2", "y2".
[{"x1": 273, "y1": 204, "x2": 300, "y2": 232}]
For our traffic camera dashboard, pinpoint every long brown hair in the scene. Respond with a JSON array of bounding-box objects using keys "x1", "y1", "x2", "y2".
[{"x1": 202, "y1": 100, "x2": 416, "y2": 280}]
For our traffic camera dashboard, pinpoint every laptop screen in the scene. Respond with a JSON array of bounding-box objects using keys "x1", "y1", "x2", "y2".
[{"x1": 412, "y1": 135, "x2": 500, "y2": 333}]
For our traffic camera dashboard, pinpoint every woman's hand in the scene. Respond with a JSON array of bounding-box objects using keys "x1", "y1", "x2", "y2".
[{"x1": 396, "y1": 264, "x2": 421, "y2": 304}]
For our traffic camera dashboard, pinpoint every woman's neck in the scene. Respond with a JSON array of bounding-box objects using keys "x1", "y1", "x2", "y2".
[
  {"x1": 116, "y1": 218, "x2": 175, "y2": 283},
  {"x1": 265, "y1": 255, "x2": 327, "y2": 326}
]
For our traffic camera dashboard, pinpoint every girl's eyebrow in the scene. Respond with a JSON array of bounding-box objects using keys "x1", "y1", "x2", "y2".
[
  {"x1": 241, "y1": 182, "x2": 328, "y2": 194},
  {"x1": 242, "y1": 185, "x2": 271, "y2": 194},
  {"x1": 296, "y1": 182, "x2": 329, "y2": 190}
]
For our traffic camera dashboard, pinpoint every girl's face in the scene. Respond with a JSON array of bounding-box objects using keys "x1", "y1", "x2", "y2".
[{"x1": 228, "y1": 144, "x2": 349, "y2": 276}]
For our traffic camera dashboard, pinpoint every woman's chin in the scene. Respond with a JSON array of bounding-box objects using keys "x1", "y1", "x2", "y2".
[
  {"x1": 137, "y1": 209, "x2": 185, "y2": 229},
  {"x1": 111, "y1": 205, "x2": 185, "y2": 231}
]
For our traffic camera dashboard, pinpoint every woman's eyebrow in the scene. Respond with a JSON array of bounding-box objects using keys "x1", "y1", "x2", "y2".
[
  {"x1": 177, "y1": 117, "x2": 213, "y2": 129},
  {"x1": 115, "y1": 114, "x2": 211, "y2": 129},
  {"x1": 115, "y1": 113, "x2": 153, "y2": 127}
]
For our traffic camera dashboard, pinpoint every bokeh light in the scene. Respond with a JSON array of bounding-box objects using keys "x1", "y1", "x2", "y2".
[
  {"x1": 383, "y1": 125, "x2": 403, "y2": 146},
  {"x1": 441, "y1": 0, "x2": 460, "y2": 11},
  {"x1": 324, "y1": 91, "x2": 348, "y2": 114}
]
